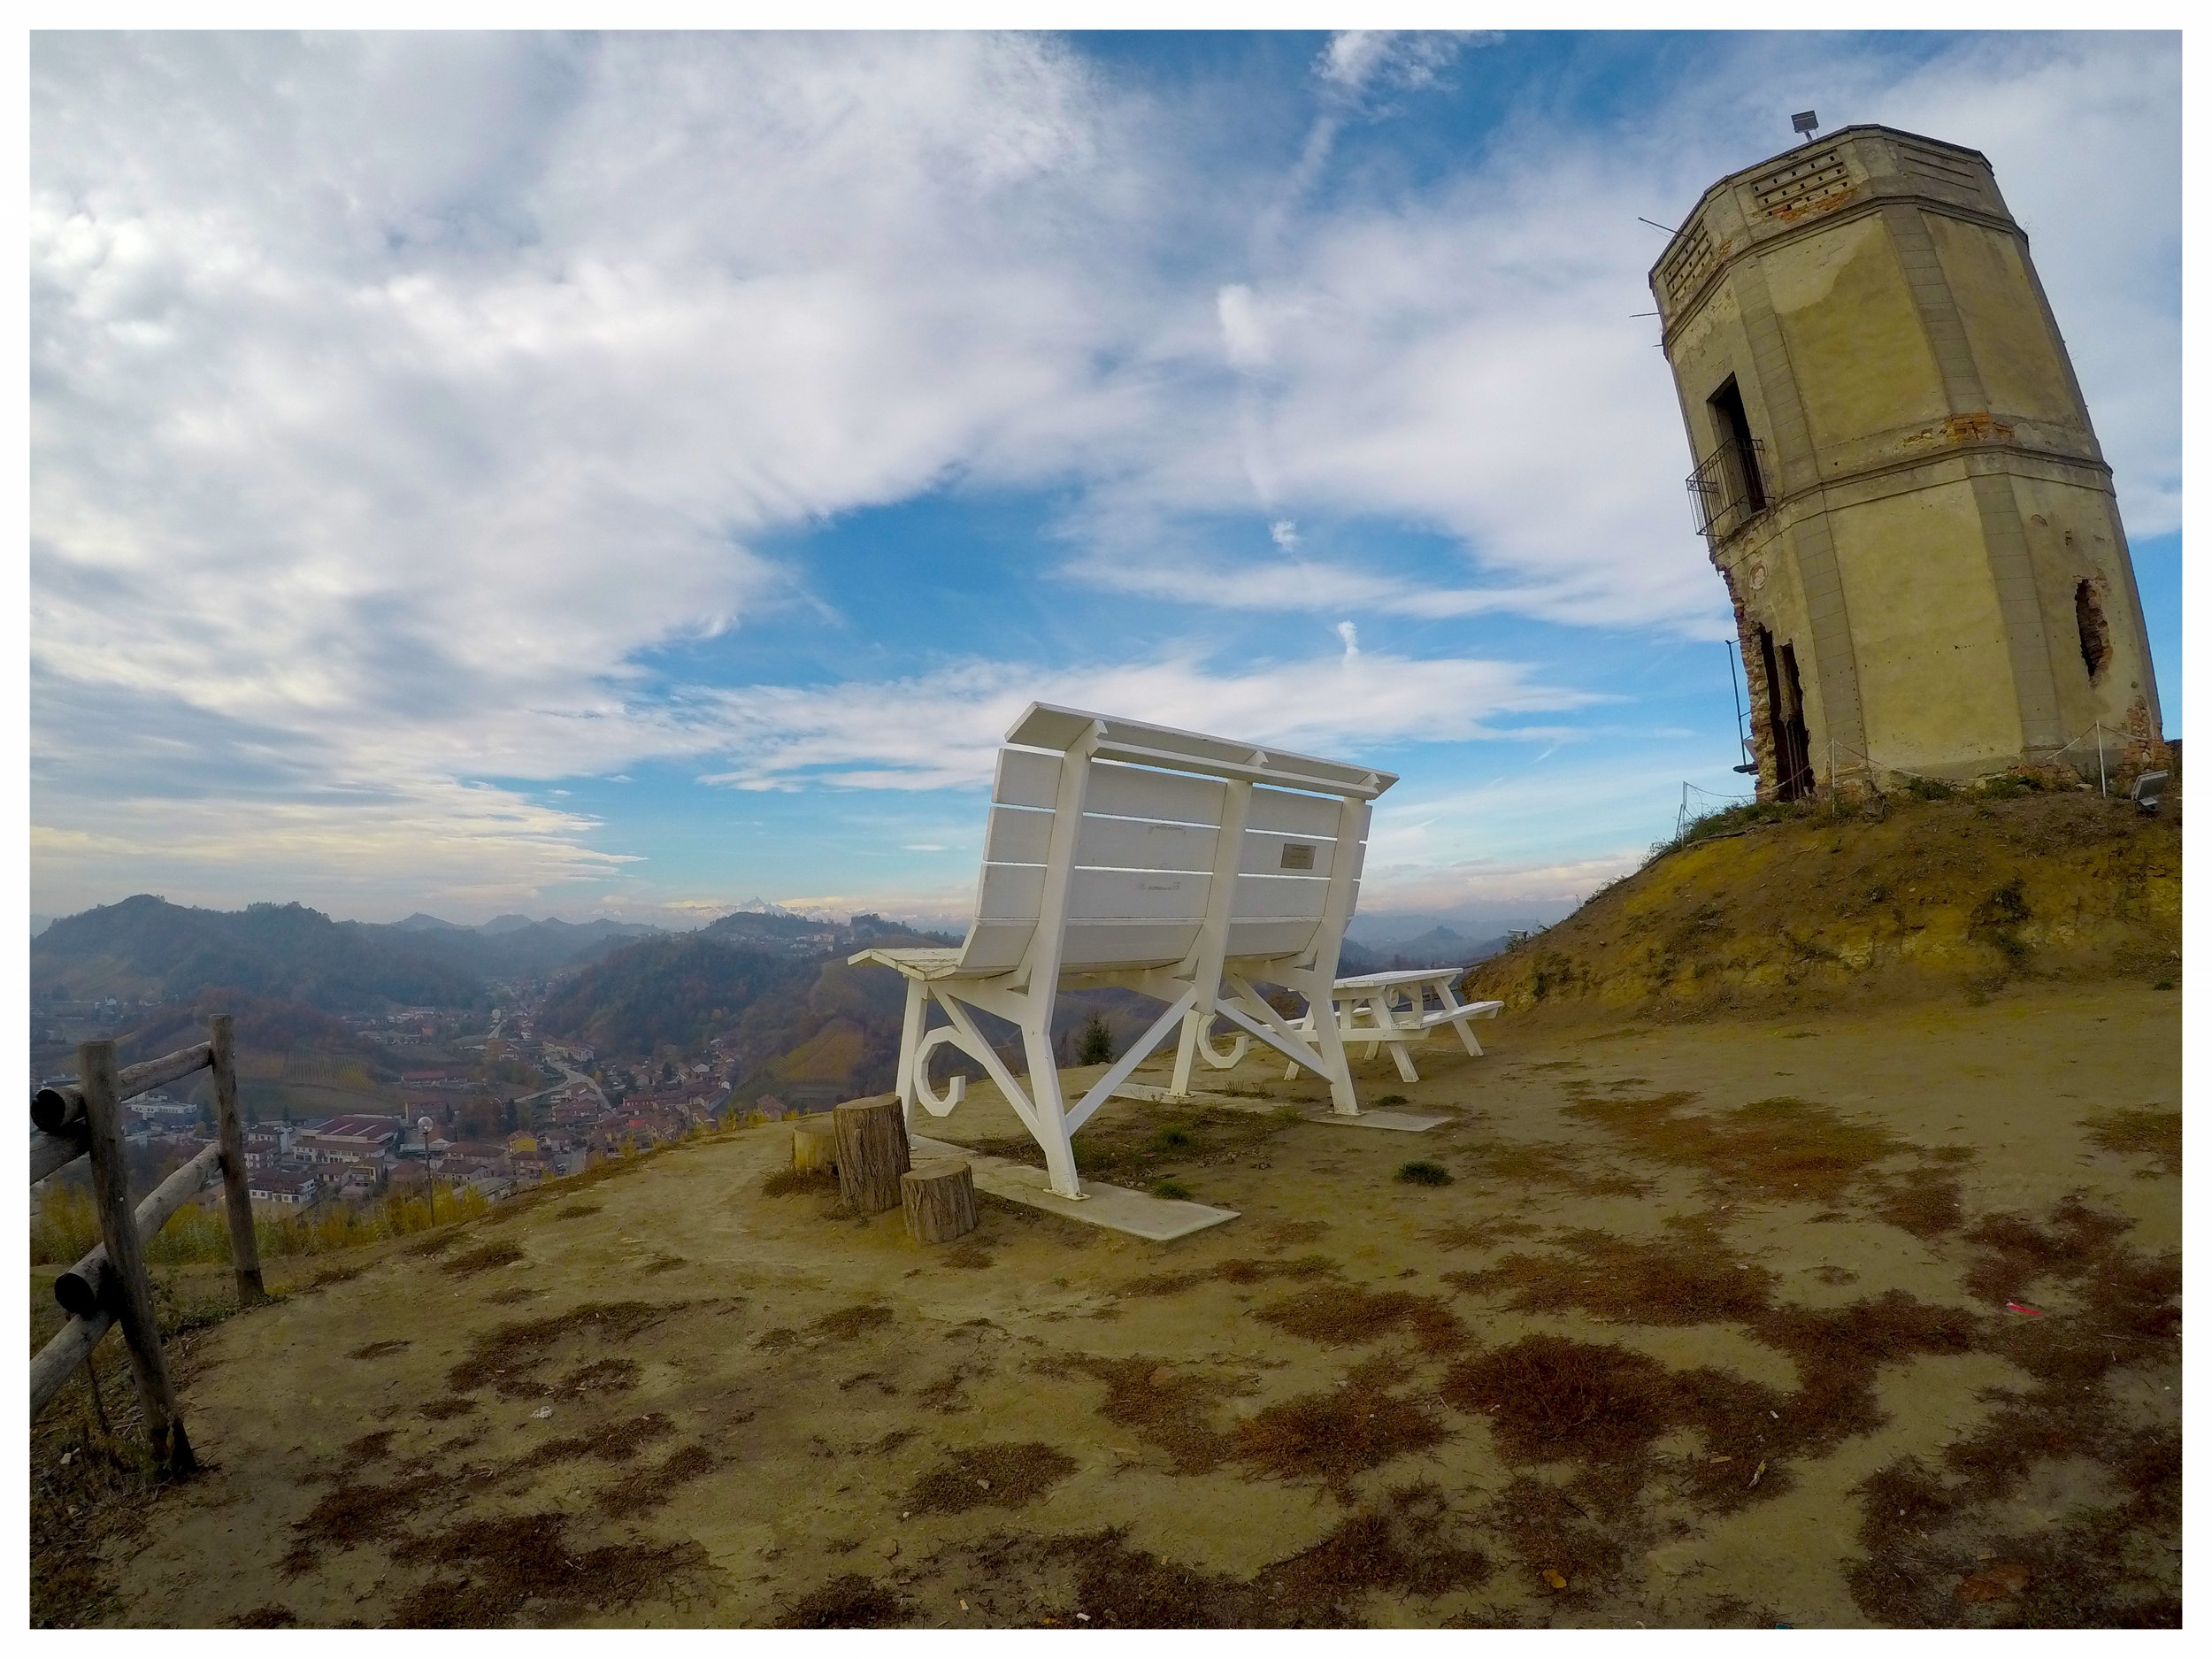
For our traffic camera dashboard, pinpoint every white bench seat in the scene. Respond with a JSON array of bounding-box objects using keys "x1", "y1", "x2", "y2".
[{"x1": 850, "y1": 702, "x2": 1396, "y2": 1199}]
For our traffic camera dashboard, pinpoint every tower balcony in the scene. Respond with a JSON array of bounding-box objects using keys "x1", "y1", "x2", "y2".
[{"x1": 1686, "y1": 435, "x2": 1767, "y2": 545}]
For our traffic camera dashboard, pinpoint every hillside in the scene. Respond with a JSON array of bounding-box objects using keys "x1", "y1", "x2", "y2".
[
  {"x1": 1463, "y1": 789, "x2": 2179, "y2": 1022},
  {"x1": 33, "y1": 897, "x2": 486, "y2": 1012},
  {"x1": 363, "y1": 915, "x2": 665, "y2": 981},
  {"x1": 541, "y1": 919, "x2": 957, "y2": 1106},
  {"x1": 539, "y1": 934, "x2": 808, "y2": 1057}
]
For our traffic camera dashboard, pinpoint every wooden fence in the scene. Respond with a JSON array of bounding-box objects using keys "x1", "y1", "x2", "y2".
[{"x1": 29, "y1": 1015, "x2": 264, "y2": 1474}]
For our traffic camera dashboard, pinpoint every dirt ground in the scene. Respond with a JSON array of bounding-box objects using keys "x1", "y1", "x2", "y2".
[{"x1": 30, "y1": 979, "x2": 2179, "y2": 1628}]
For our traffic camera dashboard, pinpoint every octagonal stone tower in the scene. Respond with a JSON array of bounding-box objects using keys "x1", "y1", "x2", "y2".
[{"x1": 1653, "y1": 124, "x2": 2163, "y2": 797}]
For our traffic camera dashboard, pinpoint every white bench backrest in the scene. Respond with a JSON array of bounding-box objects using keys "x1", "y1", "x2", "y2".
[{"x1": 956, "y1": 705, "x2": 1394, "y2": 977}]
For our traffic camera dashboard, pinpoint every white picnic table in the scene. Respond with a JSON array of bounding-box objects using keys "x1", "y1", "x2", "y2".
[{"x1": 1284, "y1": 966, "x2": 1502, "y2": 1085}]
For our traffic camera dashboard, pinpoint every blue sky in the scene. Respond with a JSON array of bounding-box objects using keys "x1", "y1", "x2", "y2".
[{"x1": 28, "y1": 30, "x2": 2182, "y2": 933}]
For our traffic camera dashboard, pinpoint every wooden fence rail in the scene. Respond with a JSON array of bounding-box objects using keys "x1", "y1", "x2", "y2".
[{"x1": 28, "y1": 1016, "x2": 265, "y2": 1474}]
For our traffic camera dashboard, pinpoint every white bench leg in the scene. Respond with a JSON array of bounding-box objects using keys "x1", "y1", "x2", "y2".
[
  {"x1": 1300, "y1": 978, "x2": 1359, "y2": 1117},
  {"x1": 1283, "y1": 1007, "x2": 1312, "y2": 1080},
  {"x1": 1169, "y1": 1007, "x2": 1203, "y2": 1099},
  {"x1": 894, "y1": 978, "x2": 928, "y2": 1125},
  {"x1": 1020, "y1": 1022, "x2": 1083, "y2": 1200}
]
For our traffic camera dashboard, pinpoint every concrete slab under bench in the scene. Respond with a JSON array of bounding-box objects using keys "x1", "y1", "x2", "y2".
[
  {"x1": 1110, "y1": 1080, "x2": 1452, "y2": 1132},
  {"x1": 909, "y1": 1133, "x2": 1239, "y2": 1242}
]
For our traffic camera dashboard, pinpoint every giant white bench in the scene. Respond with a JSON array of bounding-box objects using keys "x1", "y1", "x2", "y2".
[{"x1": 850, "y1": 703, "x2": 1397, "y2": 1199}]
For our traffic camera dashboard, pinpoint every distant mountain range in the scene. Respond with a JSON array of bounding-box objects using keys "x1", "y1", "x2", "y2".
[
  {"x1": 31, "y1": 895, "x2": 668, "y2": 1011},
  {"x1": 29, "y1": 894, "x2": 1510, "y2": 1110},
  {"x1": 1336, "y1": 925, "x2": 1509, "y2": 977},
  {"x1": 30, "y1": 894, "x2": 964, "y2": 1106}
]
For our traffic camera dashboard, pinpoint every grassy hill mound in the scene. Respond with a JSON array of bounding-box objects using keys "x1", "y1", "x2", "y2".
[{"x1": 1465, "y1": 788, "x2": 2179, "y2": 1021}]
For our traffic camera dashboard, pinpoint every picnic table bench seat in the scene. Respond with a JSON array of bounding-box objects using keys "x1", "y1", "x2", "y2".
[{"x1": 1281, "y1": 966, "x2": 1504, "y2": 1085}]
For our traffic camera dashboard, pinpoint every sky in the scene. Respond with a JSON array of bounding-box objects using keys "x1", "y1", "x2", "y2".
[{"x1": 27, "y1": 29, "x2": 2184, "y2": 935}]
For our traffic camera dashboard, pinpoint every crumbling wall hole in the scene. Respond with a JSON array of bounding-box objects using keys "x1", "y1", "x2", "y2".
[{"x1": 2075, "y1": 579, "x2": 2112, "y2": 682}]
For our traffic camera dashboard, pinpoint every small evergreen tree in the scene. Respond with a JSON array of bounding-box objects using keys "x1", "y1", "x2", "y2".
[{"x1": 1076, "y1": 1014, "x2": 1114, "y2": 1066}]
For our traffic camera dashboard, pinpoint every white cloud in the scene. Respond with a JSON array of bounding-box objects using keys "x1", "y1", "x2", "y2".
[
  {"x1": 30, "y1": 33, "x2": 1165, "y2": 912},
  {"x1": 30, "y1": 778, "x2": 634, "y2": 918},
  {"x1": 1316, "y1": 32, "x2": 1488, "y2": 105},
  {"x1": 692, "y1": 648, "x2": 1605, "y2": 792}
]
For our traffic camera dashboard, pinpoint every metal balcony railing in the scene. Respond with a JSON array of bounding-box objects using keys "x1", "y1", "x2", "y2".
[{"x1": 1686, "y1": 436, "x2": 1767, "y2": 543}]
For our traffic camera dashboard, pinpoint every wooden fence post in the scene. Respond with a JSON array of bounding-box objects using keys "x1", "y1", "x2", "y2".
[
  {"x1": 80, "y1": 1040, "x2": 194, "y2": 1475},
  {"x1": 208, "y1": 1015, "x2": 265, "y2": 1305}
]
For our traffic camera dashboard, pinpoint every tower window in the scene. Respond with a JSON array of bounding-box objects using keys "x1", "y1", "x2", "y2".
[
  {"x1": 1708, "y1": 378, "x2": 1766, "y2": 513},
  {"x1": 2075, "y1": 580, "x2": 2111, "y2": 680}
]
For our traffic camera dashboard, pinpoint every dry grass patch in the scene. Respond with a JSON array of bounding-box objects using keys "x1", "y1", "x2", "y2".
[
  {"x1": 1462, "y1": 1138, "x2": 1651, "y2": 1197},
  {"x1": 774, "y1": 1573, "x2": 910, "y2": 1629},
  {"x1": 596, "y1": 1442, "x2": 717, "y2": 1518},
  {"x1": 1565, "y1": 1091, "x2": 1902, "y2": 1204},
  {"x1": 1960, "y1": 1196, "x2": 2136, "y2": 1307},
  {"x1": 1035, "y1": 1355, "x2": 1254, "y2": 1474},
  {"x1": 1480, "y1": 1475, "x2": 1627, "y2": 1598},
  {"x1": 762, "y1": 1166, "x2": 839, "y2": 1198},
  {"x1": 446, "y1": 1300, "x2": 681, "y2": 1396},
  {"x1": 514, "y1": 1411, "x2": 676, "y2": 1471},
  {"x1": 1863, "y1": 1165, "x2": 1968, "y2": 1239},
  {"x1": 907, "y1": 1441, "x2": 1079, "y2": 1513},
  {"x1": 341, "y1": 1430, "x2": 397, "y2": 1465},
  {"x1": 1422, "y1": 1218, "x2": 1540, "y2": 1253},
  {"x1": 1030, "y1": 1485, "x2": 1489, "y2": 1625},
  {"x1": 283, "y1": 1474, "x2": 454, "y2": 1573},
  {"x1": 2080, "y1": 1108, "x2": 2180, "y2": 1178},
  {"x1": 1443, "y1": 1219, "x2": 1778, "y2": 1325},
  {"x1": 388, "y1": 1511, "x2": 705, "y2": 1627},
  {"x1": 1232, "y1": 1369, "x2": 1452, "y2": 1497},
  {"x1": 1118, "y1": 1254, "x2": 1336, "y2": 1298},
  {"x1": 554, "y1": 1357, "x2": 640, "y2": 1397},
  {"x1": 225, "y1": 1605, "x2": 299, "y2": 1628},
  {"x1": 812, "y1": 1302, "x2": 894, "y2": 1341},
  {"x1": 1254, "y1": 1284, "x2": 1468, "y2": 1354},
  {"x1": 440, "y1": 1241, "x2": 526, "y2": 1278}
]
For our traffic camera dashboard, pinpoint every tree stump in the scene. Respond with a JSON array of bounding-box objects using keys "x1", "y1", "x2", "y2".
[
  {"x1": 833, "y1": 1094, "x2": 910, "y2": 1215},
  {"x1": 791, "y1": 1117, "x2": 838, "y2": 1174},
  {"x1": 901, "y1": 1158, "x2": 978, "y2": 1244}
]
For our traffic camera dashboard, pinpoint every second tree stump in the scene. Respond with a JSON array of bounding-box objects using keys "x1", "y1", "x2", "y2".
[
  {"x1": 902, "y1": 1158, "x2": 978, "y2": 1243},
  {"x1": 791, "y1": 1117, "x2": 837, "y2": 1174},
  {"x1": 833, "y1": 1094, "x2": 910, "y2": 1215}
]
